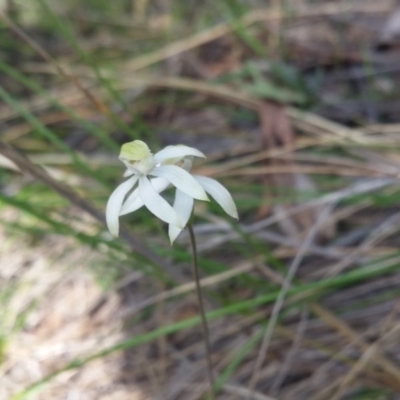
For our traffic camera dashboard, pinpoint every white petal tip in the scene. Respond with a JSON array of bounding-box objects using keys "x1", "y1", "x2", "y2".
[
  {"x1": 230, "y1": 208, "x2": 239, "y2": 219},
  {"x1": 106, "y1": 219, "x2": 120, "y2": 237},
  {"x1": 112, "y1": 227, "x2": 120, "y2": 236},
  {"x1": 169, "y1": 225, "x2": 183, "y2": 244},
  {"x1": 201, "y1": 194, "x2": 210, "y2": 202}
]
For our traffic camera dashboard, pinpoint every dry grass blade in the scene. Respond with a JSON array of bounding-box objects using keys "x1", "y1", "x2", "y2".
[
  {"x1": 311, "y1": 303, "x2": 400, "y2": 388},
  {"x1": 215, "y1": 164, "x2": 390, "y2": 178},
  {"x1": 256, "y1": 260, "x2": 400, "y2": 398},
  {"x1": 197, "y1": 178, "x2": 398, "y2": 253},
  {"x1": 247, "y1": 203, "x2": 336, "y2": 397},
  {"x1": 330, "y1": 344, "x2": 381, "y2": 400},
  {"x1": 318, "y1": 211, "x2": 400, "y2": 279},
  {"x1": 20, "y1": 63, "x2": 400, "y2": 150},
  {"x1": 122, "y1": 2, "x2": 393, "y2": 72},
  {"x1": 119, "y1": 258, "x2": 261, "y2": 318},
  {"x1": 308, "y1": 303, "x2": 400, "y2": 400}
]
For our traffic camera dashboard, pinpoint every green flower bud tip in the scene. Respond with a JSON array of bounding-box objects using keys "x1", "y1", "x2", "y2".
[{"x1": 119, "y1": 140, "x2": 151, "y2": 162}]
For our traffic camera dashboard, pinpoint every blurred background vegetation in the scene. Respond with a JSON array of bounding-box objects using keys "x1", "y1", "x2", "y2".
[{"x1": 2, "y1": 0, "x2": 400, "y2": 399}]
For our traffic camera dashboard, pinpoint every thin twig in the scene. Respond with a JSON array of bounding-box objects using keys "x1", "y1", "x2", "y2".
[{"x1": 187, "y1": 222, "x2": 216, "y2": 399}]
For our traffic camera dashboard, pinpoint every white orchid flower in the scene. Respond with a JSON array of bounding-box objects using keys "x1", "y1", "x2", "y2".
[{"x1": 106, "y1": 140, "x2": 238, "y2": 243}]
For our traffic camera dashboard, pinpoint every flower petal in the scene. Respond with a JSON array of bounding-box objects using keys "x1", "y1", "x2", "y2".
[
  {"x1": 138, "y1": 176, "x2": 183, "y2": 228},
  {"x1": 169, "y1": 189, "x2": 194, "y2": 244},
  {"x1": 150, "y1": 165, "x2": 209, "y2": 201},
  {"x1": 122, "y1": 161, "x2": 139, "y2": 177},
  {"x1": 154, "y1": 145, "x2": 206, "y2": 164},
  {"x1": 106, "y1": 175, "x2": 138, "y2": 236},
  {"x1": 120, "y1": 177, "x2": 170, "y2": 216},
  {"x1": 123, "y1": 169, "x2": 135, "y2": 177},
  {"x1": 194, "y1": 175, "x2": 238, "y2": 219}
]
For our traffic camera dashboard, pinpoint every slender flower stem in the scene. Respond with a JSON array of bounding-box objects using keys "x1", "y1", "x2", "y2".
[{"x1": 187, "y1": 222, "x2": 216, "y2": 399}]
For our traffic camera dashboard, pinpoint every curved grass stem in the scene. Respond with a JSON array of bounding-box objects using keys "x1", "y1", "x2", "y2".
[{"x1": 188, "y1": 222, "x2": 216, "y2": 399}]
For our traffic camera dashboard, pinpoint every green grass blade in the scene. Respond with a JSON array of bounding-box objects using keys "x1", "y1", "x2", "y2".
[
  {"x1": 0, "y1": 61, "x2": 119, "y2": 152},
  {"x1": 0, "y1": 85, "x2": 109, "y2": 187}
]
